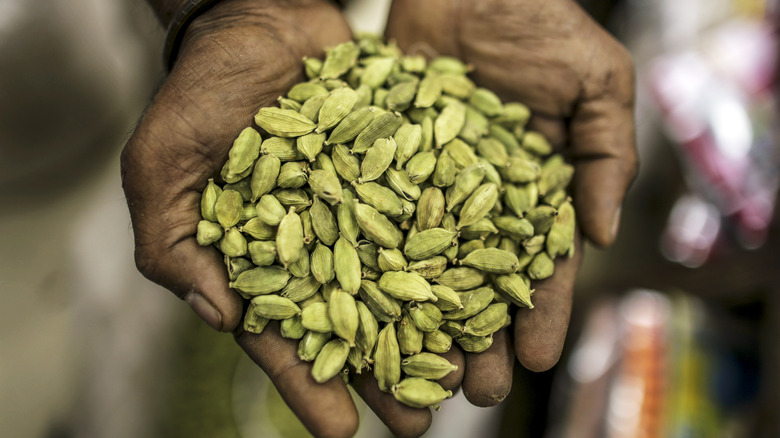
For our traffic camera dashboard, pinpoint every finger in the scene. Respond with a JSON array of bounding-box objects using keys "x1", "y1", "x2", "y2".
[
  {"x1": 515, "y1": 235, "x2": 583, "y2": 372},
  {"x1": 350, "y1": 372, "x2": 432, "y2": 438},
  {"x1": 121, "y1": 135, "x2": 244, "y2": 332},
  {"x1": 437, "y1": 347, "x2": 465, "y2": 391},
  {"x1": 569, "y1": 44, "x2": 638, "y2": 247},
  {"x1": 462, "y1": 328, "x2": 514, "y2": 406},
  {"x1": 385, "y1": 0, "x2": 460, "y2": 57},
  {"x1": 235, "y1": 323, "x2": 359, "y2": 438}
]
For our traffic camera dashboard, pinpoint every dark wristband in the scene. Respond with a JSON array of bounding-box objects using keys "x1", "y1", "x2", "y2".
[{"x1": 163, "y1": 0, "x2": 222, "y2": 71}]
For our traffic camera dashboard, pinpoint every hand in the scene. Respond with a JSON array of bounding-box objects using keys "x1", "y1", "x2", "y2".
[
  {"x1": 121, "y1": 1, "x2": 365, "y2": 436},
  {"x1": 384, "y1": 0, "x2": 638, "y2": 430}
]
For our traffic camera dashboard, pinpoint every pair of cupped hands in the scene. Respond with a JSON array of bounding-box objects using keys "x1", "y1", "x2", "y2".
[{"x1": 121, "y1": 0, "x2": 637, "y2": 436}]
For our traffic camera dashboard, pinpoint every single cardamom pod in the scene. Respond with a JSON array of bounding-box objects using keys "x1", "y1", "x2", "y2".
[
  {"x1": 273, "y1": 188, "x2": 311, "y2": 211},
  {"x1": 405, "y1": 151, "x2": 436, "y2": 185},
  {"x1": 432, "y1": 150, "x2": 457, "y2": 188},
  {"x1": 469, "y1": 88, "x2": 503, "y2": 117},
  {"x1": 413, "y1": 74, "x2": 442, "y2": 109},
  {"x1": 334, "y1": 235, "x2": 362, "y2": 294},
  {"x1": 250, "y1": 154, "x2": 281, "y2": 202},
  {"x1": 262, "y1": 137, "x2": 306, "y2": 162},
  {"x1": 397, "y1": 310, "x2": 424, "y2": 355},
  {"x1": 392, "y1": 377, "x2": 453, "y2": 408},
  {"x1": 300, "y1": 209, "x2": 315, "y2": 245},
  {"x1": 438, "y1": 73, "x2": 475, "y2": 99},
  {"x1": 359, "y1": 280, "x2": 402, "y2": 323},
  {"x1": 459, "y1": 248, "x2": 520, "y2": 274},
  {"x1": 416, "y1": 187, "x2": 445, "y2": 231},
  {"x1": 440, "y1": 320, "x2": 465, "y2": 338},
  {"x1": 320, "y1": 41, "x2": 360, "y2": 79},
  {"x1": 239, "y1": 218, "x2": 276, "y2": 240},
  {"x1": 196, "y1": 220, "x2": 223, "y2": 246},
  {"x1": 444, "y1": 138, "x2": 480, "y2": 169},
  {"x1": 300, "y1": 93, "x2": 329, "y2": 122},
  {"x1": 298, "y1": 330, "x2": 331, "y2": 362},
  {"x1": 457, "y1": 183, "x2": 499, "y2": 229},
  {"x1": 354, "y1": 203, "x2": 401, "y2": 249},
  {"x1": 337, "y1": 188, "x2": 360, "y2": 246},
  {"x1": 434, "y1": 100, "x2": 467, "y2": 147},
  {"x1": 355, "y1": 301, "x2": 379, "y2": 359},
  {"x1": 244, "y1": 302, "x2": 270, "y2": 334},
  {"x1": 215, "y1": 189, "x2": 243, "y2": 229},
  {"x1": 409, "y1": 302, "x2": 443, "y2": 332},
  {"x1": 317, "y1": 87, "x2": 359, "y2": 132},
  {"x1": 494, "y1": 102, "x2": 531, "y2": 127},
  {"x1": 328, "y1": 289, "x2": 360, "y2": 347},
  {"x1": 456, "y1": 333, "x2": 493, "y2": 353},
  {"x1": 489, "y1": 124, "x2": 521, "y2": 156},
  {"x1": 360, "y1": 57, "x2": 396, "y2": 89},
  {"x1": 309, "y1": 195, "x2": 340, "y2": 246},
  {"x1": 200, "y1": 178, "x2": 222, "y2": 222},
  {"x1": 311, "y1": 339, "x2": 350, "y2": 383},
  {"x1": 374, "y1": 323, "x2": 401, "y2": 392},
  {"x1": 254, "y1": 107, "x2": 316, "y2": 137},
  {"x1": 280, "y1": 274, "x2": 321, "y2": 302},
  {"x1": 311, "y1": 242, "x2": 335, "y2": 284},
  {"x1": 405, "y1": 256, "x2": 448, "y2": 280},
  {"x1": 249, "y1": 295, "x2": 301, "y2": 319},
  {"x1": 503, "y1": 183, "x2": 538, "y2": 217},
  {"x1": 296, "y1": 132, "x2": 326, "y2": 162},
  {"x1": 247, "y1": 240, "x2": 277, "y2": 267},
  {"x1": 386, "y1": 79, "x2": 418, "y2": 112},
  {"x1": 378, "y1": 271, "x2": 437, "y2": 302},
  {"x1": 445, "y1": 162, "x2": 485, "y2": 210},
  {"x1": 527, "y1": 252, "x2": 554, "y2": 280},
  {"x1": 522, "y1": 234, "x2": 546, "y2": 255},
  {"x1": 401, "y1": 352, "x2": 458, "y2": 380},
  {"x1": 457, "y1": 239, "x2": 486, "y2": 259},
  {"x1": 230, "y1": 266, "x2": 290, "y2": 296},
  {"x1": 431, "y1": 285, "x2": 463, "y2": 312},
  {"x1": 352, "y1": 181, "x2": 404, "y2": 217},
  {"x1": 492, "y1": 273, "x2": 534, "y2": 309},
  {"x1": 526, "y1": 205, "x2": 558, "y2": 234},
  {"x1": 384, "y1": 167, "x2": 422, "y2": 201},
  {"x1": 276, "y1": 207, "x2": 304, "y2": 267},
  {"x1": 392, "y1": 123, "x2": 422, "y2": 170},
  {"x1": 403, "y1": 228, "x2": 457, "y2": 261},
  {"x1": 546, "y1": 200, "x2": 575, "y2": 257},
  {"x1": 423, "y1": 329, "x2": 452, "y2": 354},
  {"x1": 332, "y1": 144, "x2": 361, "y2": 182},
  {"x1": 522, "y1": 130, "x2": 553, "y2": 156},
  {"x1": 360, "y1": 137, "x2": 397, "y2": 182},
  {"x1": 352, "y1": 111, "x2": 403, "y2": 154},
  {"x1": 428, "y1": 56, "x2": 471, "y2": 75},
  {"x1": 225, "y1": 127, "x2": 263, "y2": 180},
  {"x1": 256, "y1": 194, "x2": 286, "y2": 226},
  {"x1": 420, "y1": 115, "x2": 434, "y2": 152},
  {"x1": 493, "y1": 216, "x2": 535, "y2": 241},
  {"x1": 500, "y1": 157, "x2": 541, "y2": 183},
  {"x1": 303, "y1": 56, "x2": 323, "y2": 79},
  {"x1": 327, "y1": 106, "x2": 375, "y2": 144},
  {"x1": 355, "y1": 240, "x2": 381, "y2": 272},
  {"x1": 459, "y1": 105, "x2": 490, "y2": 145},
  {"x1": 287, "y1": 82, "x2": 329, "y2": 102},
  {"x1": 225, "y1": 255, "x2": 254, "y2": 282},
  {"x1": 280, "y1": 315, "x2": 307, "y2": 339},
  {"x1": 476, "y1": 137, "x2": 509, "y2": 167},
  {"x1": 219, "y1": 227, "x2": 248, "y2": 258},
  {"x1": 463, "y1": 303, "x2": 508, "y2": 337},
  {"x1": 301, "y1": 302, "x2": 334, "y2": 333},
  {"x1": 377, "y1": 247, "x2": 408, "y2": 272},
  {"x1": 434, "y1": 268, "x2": 487, "y2": 292}
]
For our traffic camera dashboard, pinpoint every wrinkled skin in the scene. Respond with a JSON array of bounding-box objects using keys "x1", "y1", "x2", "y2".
[{"x1": 121, "y1": 0, "x2": 637, "y2": 436}]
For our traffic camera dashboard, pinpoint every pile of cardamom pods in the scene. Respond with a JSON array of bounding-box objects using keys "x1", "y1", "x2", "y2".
[{"x1": 196, "y1": 34, "x2": 575, "y2": 410}]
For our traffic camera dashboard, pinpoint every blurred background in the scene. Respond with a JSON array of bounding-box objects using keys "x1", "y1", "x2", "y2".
[{"x1": 0, "y1": 0, "x2": 777, "y2": 437}]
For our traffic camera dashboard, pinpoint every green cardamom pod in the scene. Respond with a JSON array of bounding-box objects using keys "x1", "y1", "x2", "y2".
[
  {"x1": 352, "y1": 181, "x2": 404, "y2": 217},
  {"x1": 320, "y1": 41, "x2": 360, "y2": 79},
  {"x1": 469, "y1": 88, "x2": 503, "y2": 117},
  {"x1": 196, "y1": 220, "x2": 223, "y2": 246},
  {"x1": 276, "y1": 207, "x2": 304, "y2": 267},
  {"x1": 298, "y1": 330, "x2": 331, "y2": 362},
  {"x1": 457, "y1": 183, "x2": 499, "y2": 229},
  {"x1": 522, "y1": 234, "x2": 546, "y2": 256},
  {"x1": 280, "y1": 315, "x2": 307, "y2": 339},
  {"x1": 423, "y1": 329, "x2": 452, "y2": 354},
  {"x1": 355, "y1": 240, "x2": 381, "y2": 271},
  {"x1": 377, "y1": 247, "x2": 408, "y2": 272},
  {"x1": 352, "y1": 111, "x2": 403, "y2": 154},
  {"x1": 247, "y1": 240, "x2": 276, "y2": 267},
  {"x1": 440, "y1": 320, "x2": 465, "y2": 339},
  {"x1": 248, "y1": 295, "x2": 301, "y2": 319},
  {"x1": 262, "y1": 137, "x2": 305, "y2": 162},
  {"x1": 500, "y1": 157, "x2": 540, "y2": 183},
  {"x1": 432, "y1": 150, "x2": 457, "y2": 188},
  {"x1": 392, "y1": 377, "x2": 453, "y2": 408},
  {"x1": 287, "y1": 82, "x2": 328, "y2": 102},
  {"x1": 456, "y1": 333, "x2": 493, "y2": 353},
  {"x1": 327, "y1": 106, "x2": 375, "y2": 144},
  {"x1": 334, "y1": 235, "x2": 362, "y2": 294},
  {"x1": 459, "y1": 105, "x2": 489, "y2": 145},
  {"x1": 244, "y1": 302, "x2": 270, "y2": 334},
  {"x1": 374, "y1": 323, "x2": 401, "y2": 392},
  {"x1": 338, "y1": 188, "x2": 360, "y2": 246},
  {"x1": 493, "y1": 215, "x2": 535, "y2": 241},
  {"x1": 401, "y1": 353, "x2": 458, "y2": 380},
  {"x1": 225, "y1": 256, "x2": 254, "y2": 282},
  {"x1": 393, "y1": 123, "x2": 423, "y2": 169},
  {"x1": 332, "y1": 144, "x2": 361, "y2": 182},
  {"x1": 405, "y1": 256, "x2": 449, "y2": 280},
  {"x1": 438, "y1": 73, "x2": 475, "y2": 99},
  {"x1": 527, "y1": 252, "x2": 554, "y2": 280},
  {"x1": 300, "y1": 93, "x2": 329, "y2": 123},
  {"x1": 525, "y1": 205, "x2": 558, "y2": 234},
  {"x1": 445, "y1": 162, "x2": 485, "y2": 210},
  {"x1": 239, "y1": 218, "x2": 275, "y2": 240},
  {"x1": 378, "y1": 271, "x2": 437, "y2": 302},
  {"x1": 303, "y1": 56, "x2": 323, "y2": 79},
  {"x1": 230, "y1": 266, "x2": 290, "y2": 296},
  {"x1": 384, "y1": 167, "x2": 421, "y2": 201},
  {"x1": 296, "y1": 132, "x2": 326, "y2": 162},
  {"x1": 489, "y1": 124, "x2": 521, "y2": 157},
  {"x1": 309, "y1": 195, "x2": 340, "y2": 246},
  {"x1": 546, "y1": 200, "x2": 575, "y2": 257},
  {"x1": 434, "y1": 267, "x2": 486, "y2": 292},
  {"x1": 250, "y1": 154, "x2": 281, "y2": 202},
  {"x1": 200, "y1": 178, "x2": 222, "y2": 222},
  {"x1": 416, "y1": 187, "x2": 445, "y2": 231},
  {"x1": 403, "y1": 228, "x2": 457, "y2": 261},
  {"x1": 311, "y1": 338, "x2": 350, "y2": 383},
  {"x1": 225, "y1": 127, "x2": 263, "y2": 180},
  {"x1": 219, "y1": 227, "x2": 247, "y2": 258},
  {"x1": 492, "y1": 273, "x2": 534, "y2": 309},
  {"x1": 463, "y1": 303, "x2": 508, "y2": 336},
  {"x1": 522, "y1": 130, "x2": 553, "y2": 156},
  {"x1": 457, "y1": 239, "x2": 485, "y2": 259},
  {"x1": 459, "y1": 248, "x2": 519, "y2": 274},
  {"x1": 256, "y1": 194, "x2": 286, "y2": 226},
  {"x1": 355, "y1": 301, "x2": 379, "y2": 359},
  {"x1": 409, "y1": 302, "x2": 442, "y2": 332},
  {"x1": 311, "y1": 242, "x2": 335, "y2": 284},
  {"x1": 360, "y1": 57, "x2": 396, "y2": 89},
  {"x1": 414, "y1": 74, "x2": 442, "y2": 109},
  {"x1": 431, "y1": 284, "x2": 463, "y2": 312},
  {"x1": 317, "y1": 87, "x2": 359, "y2": 132},
  {"x1": 405, "y1": 151, "x2": 437, "y2": 185},
  {"x1": 397, "y1": 310, "x2": 424, "y2": 355},
  {"x1": 215, "y1": 189, "x2": 243, "y2": 229},
  {"x1": 301, "y1": 302, "x2": 334, "y2": 333},
  {"x1": 354, "y1": 203, "x2": 401, "y2": 249},
  {"x1": 360, "y1": 137, "x2": 397, "y2": 182},
  {"x1": 328, "y1": 289, "x2": 360, "y2": 347},
  {"x1": 359, "y1": 280, "x2": 402, "y2": 323},
  {"x1": 254, "y1": 107, "x2": 315, "y2": 138},
  {"x1": 434, "y1": 100, "x2": 467, "y2": 147}
]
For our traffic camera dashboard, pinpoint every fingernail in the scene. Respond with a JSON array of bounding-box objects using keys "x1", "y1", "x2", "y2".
[
  {"x1": 185, "y1": 292, "x2": 223, "y2": 331},
  {"x1": 609, "y1": 207, "x2": 622, "y2": 242}
]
